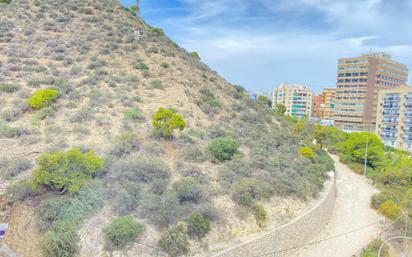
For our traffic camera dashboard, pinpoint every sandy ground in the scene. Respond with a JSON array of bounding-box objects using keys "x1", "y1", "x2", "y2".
[{"x1": 296, "y1": 154, "x2": 383, "y2": 257}]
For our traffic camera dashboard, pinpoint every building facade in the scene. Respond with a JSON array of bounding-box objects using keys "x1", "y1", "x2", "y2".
[
  {"x1": 314, "y1": 95, "x2": 323, "y2": 118},
  {"x1": 273, "y1": 83, "x2": 313, "y2": 118},
  {"x1": 319, "y1": 88, "x2": 336, "y2": 119},
  {"x1": 376, "y1": 87, "x2": 412, "y2": 151},
  {"x1": 334, "y1": 52, "x2": 408, "y2": 132}
]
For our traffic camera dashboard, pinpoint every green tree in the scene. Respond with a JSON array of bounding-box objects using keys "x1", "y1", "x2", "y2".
[
  {"x1": 274, "y1": 103, "x2": 286, "y2": 116},
  {"x1": 299, "y1": 147, "x2": 315, "y2": 159},
  {"x1": 207, "y1": 137, "x2": 240, "y2": 162},
  {"x1": 191, "y1": 51, "x2": 200, "y2": 59},
  {"x1": 257, "y1": 95, "x2": 272, "y2": 108},
  {"x1": 340, "y1": 132, "x2": 383, "y2": 168},
  {"x1": 186, "y1": 213, "x2": 211, "y2": 239},
  {"x1": 27, "y1": 89, "x2": 58, "y2": 109},
  {"x1": 158, "y1": 222, "x2": 190, "y2": 257},
  {"x1": 31, "y1": 148, "x2": 105, "y2": 193},
  {"x1": 103, "y1": 216, "x2": 143, "y2": 251},
  {"x1": 313, "y1": 125, "x2": 328, "y2": 148},
  {"x1": 152, "y1": 107, "x2": 186, "y2": 138}
]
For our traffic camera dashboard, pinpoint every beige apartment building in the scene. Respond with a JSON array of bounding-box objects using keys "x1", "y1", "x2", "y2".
[
  {"x1": 320, "y1": 88, "x2": 336, "y2": 119},
  {"x1": 273, "y1": 83, "x2": 313, "y2": 118},
  {"x1": 334, "y1": 52, "x2": 408, "y2": 132},
  {"x1": 376, "y1": 87, "x2": 412, "y2": 151}
]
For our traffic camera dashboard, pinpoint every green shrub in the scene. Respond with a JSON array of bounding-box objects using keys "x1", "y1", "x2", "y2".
[
  {"x1": 124, "y1": 108, "x2": 144, "y2": 121},
  {"x1": 186, "y1": 213, "x2": 211, "y2": 239},
  {"x1": 152, "y1": 107, "x2": 186, "y2": 138},
  {"x1": 182, "y1": 146, "x2": 205, "y2": 162},
  {"x1": 6, "y1": 180, "x2": 35, "y2": 202},
  {"x1": 196, "y1": 88, "x2": 222, "y2": 114},
  {"x1": 0, "y1": 157, "x2": 33, "y2": 179},
  {"x1": 191, "y1": 51, "x2": 200, "y2": 59},
  {"x1": 37, "y1": 184, "x2": 104, "y2": 231},
  {"x1": 0, "y1": 118, "x2": 26, "y2": 138},
  {"x1": 157, "y1": 222, "x2": 190, "y2": 257},
  {"x1": 31, "y1": 148, "x2": 105, "y2": 193},
  {"x1": 150, "y1": 27, "x2": 165, "y2": 36},
  {"x1": 299, "y1": 147, "x2": 315, "y2": 159},
  {"x1": 252, "y1": 204, "x2": 267, "y2": 228},
  {"x1": 135, "y1": 62, "x2": 149, "y2": 70},
  {"x1": 150, "y1": 80, "x2": 163, "y2": 90},
  {"x1": 0, "y1": 83, "x2": 20, "y2": 93},
  {"x1": 132, "y1": 95, "x2": 143, "y2": 103},
  {"x1": 340, "y1": 132, "x2": 383, "y2": 168},
  {"x1": 207, "y1": 137, "x2": 239, "y2": 162},
  {"x1": 360, "y1": 239, "x2": 389, "y2": 257},
  {"x1": 378, "y1": 200, "x2": 402, "y2": 221},
  {"x1": 274, "y1": 104, "x2": 286, "y2": 116},
  {"x1": 231, "y1": 178, "x2": 272, "y2": 206},
  {"x1": 27, "y1": 89, "x2": 58, "y2": 109},
  {"x1": 172, "y1": 177, "x2": 202, "y2": 203},
  {"x1": 160, "y1": 62, "x2": 170, "y2": 68},
  {"x1": 103, "y1": 216, "x2": 143, "y2": 251},
  {"x1": 110, "y1": 133, "x2": 140, "y2": 157},
  {"x1": 41, "y1": 221, "x2": 79, "y2": 257}
]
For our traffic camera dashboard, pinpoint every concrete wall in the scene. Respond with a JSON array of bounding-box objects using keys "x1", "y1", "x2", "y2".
[{"x1": 211, "y1": 172, "x2": 336, "y2": 257}]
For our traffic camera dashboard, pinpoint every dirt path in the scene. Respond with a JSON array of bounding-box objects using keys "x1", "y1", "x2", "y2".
[{"x1": 297, "y1": 154, "x2": 383, "y2": 257}]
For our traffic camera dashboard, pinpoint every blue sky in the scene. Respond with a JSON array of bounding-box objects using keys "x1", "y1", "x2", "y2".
[{"x1": 120, "y1": 0, "x2": 412, "y2": 93}]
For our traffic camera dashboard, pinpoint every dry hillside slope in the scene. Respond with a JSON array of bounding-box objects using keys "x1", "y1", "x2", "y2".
[{"x1": 0, "y1": 1, "x2": 334, "y2": 257}]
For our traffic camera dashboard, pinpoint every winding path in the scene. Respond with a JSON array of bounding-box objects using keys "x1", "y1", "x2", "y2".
[{"x1": 296, "y1": 154, "x2": 383, "y2": 257}]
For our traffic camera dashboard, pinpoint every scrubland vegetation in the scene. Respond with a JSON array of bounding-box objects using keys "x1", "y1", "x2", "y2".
[{"x1": 0, "y1": 1, "x2": 335, "y2": 256}]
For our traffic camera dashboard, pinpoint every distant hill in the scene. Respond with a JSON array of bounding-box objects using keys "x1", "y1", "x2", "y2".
[{"x1": 0, "y1": 1, "x2": 333, "y2": 256}]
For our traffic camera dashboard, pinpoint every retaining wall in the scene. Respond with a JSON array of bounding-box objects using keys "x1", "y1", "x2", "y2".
[{"x1": 211, "y1": 172, "x2": 336, "y2": 257}]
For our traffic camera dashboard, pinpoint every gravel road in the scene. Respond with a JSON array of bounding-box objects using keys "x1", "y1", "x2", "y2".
[{"x1": 296, "y1": 154, "x2": 383, "y2": 257}]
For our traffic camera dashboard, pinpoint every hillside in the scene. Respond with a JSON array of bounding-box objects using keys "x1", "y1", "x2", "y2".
[{"x1": 0, "y1": 1, "x2": 333, "y2": 257}]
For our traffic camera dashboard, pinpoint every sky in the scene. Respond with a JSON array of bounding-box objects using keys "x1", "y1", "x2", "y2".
[{"x1": 120, "y1": 0, "x2": 412, "y2": 94}]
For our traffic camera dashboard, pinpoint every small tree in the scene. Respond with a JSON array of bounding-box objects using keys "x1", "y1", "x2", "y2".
[
  {"x1": 274, "y1": 103, "x2": 286, "y2": 116},
  {"x1": 207, "y1": 137, "x2": 239, "y2": 162},
  {"x1": 152, "y1": 107, "x2": 186, "y2": 138},
  {"x1": 252, "y1": 204, "x2": 267, "y2": 228},
  {"x1": 257, "y1": 95, "x2": 272, "y2": 108},
  {"x1": 158, "y1": 222, "x2": 190, "y2": 257},
  {"x1": 186, "y1": 213, "x2": 211, "y2": 239},
  {"x1": 103, "y1": 216, "x2": 143, "y2": 251},
  {"x1": 31, "y1": 148, "x2": 105, "y2": 193},
  {"x1": 27, "y1": 89, "x2": 58, "y2": 109},
  {"x1": 299, "y1": 147, "x2": 315, "y2": 159}
]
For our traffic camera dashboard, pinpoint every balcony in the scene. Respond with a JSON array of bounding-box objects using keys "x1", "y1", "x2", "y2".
[
  {"x1": 405, "y1": 112, "x2": 412, "y2": 117},
  {"x1": 381, "y1": 134, "x2": 397, "y2": 140},
  {"x1": 383, "y1": 97, "x2": 401, "y2": 102}
]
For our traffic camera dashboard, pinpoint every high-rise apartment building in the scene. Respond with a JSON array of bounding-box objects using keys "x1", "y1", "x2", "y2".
[
  {"x1": 334, "y1": 52, "x2": 408, "y2": 132},
  {"x1": 376, "y1": 87, "x2": 412, "y2": 151},
  {"x1": 320, "y1": 88, "x2": 337, "y2": 120},
  {"x1": 273, "y1": 83, "x2": 313, "y2": 118}
]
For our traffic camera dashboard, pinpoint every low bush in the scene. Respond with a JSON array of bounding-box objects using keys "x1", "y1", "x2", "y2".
[
  {"x1": 150, "y1": 27, "x2": 165, "y2": 36},
  {"x1": 27, "y1": 89, "x2": 58, "y2": 109},
  {"x1": 252, "y1": 204, "x2": 267, "y2": 228},
  {"x1": 31, "y1": 148, "x2": 105, "y2": 193},
  {"x1": 70, "y1": 107, "x2": 94, "y2": 123},
  {"x1": 0, "y1": 83, "x2": 20, "y2": 93},
  {"x1": 378, "y1": 200, "x2": 402, "y2": 221},
  {"x1": 172, "y1": 177, "x2": 203, "y2": 203},
  {"x1": 134, "y1": 62, "x2": 149, "y2": 70},
  {"x1": 152, "y1": 107, "x2": 186, "y2": 138},
  {"x1": 6, "y1": 180, "x2": 35, "y2": 202},
  {"x1": 182, "y1": 146, "x2": 205, "y2": 162},
  {"x1": 299, "y1": 147, "x2": 315, "y2": 159},
  {"x1": 186, "y1": 213, "x2": 211, "y2": 239},
  {"x1": 160, "y1": 62, "x2": 170, "y2": 68},
  {"x1": 231, "y1": 178, "x2": 272, "y2": 206},
  {"x1": 157, "y1": 222, "x2": 190, "y2": 257},
  {"x1": 207, "y1": 137, "x2": 239, "y2": 162},
  {"x1": 111, "y1": 155, "x2": 171, "y2": 184},
  {"x1": 103, "y1": 216, "x2": 143, "y2": 251},
  {"x1": 41, "y1": 221, "x2": 79, "y2": 257},
  {"x1": 196, "y1": 88, "x2": 222, "y2": 115},
  {"x1": 191, "y1": 51, "x2": 200, "y2": 59},
  {"x1": 132, "y1": 95, "x2": 143, "y2": 103},
  {"x1": 359, "y1": 239, "x2": 389, "y2": 257},
  {"x1": 0, "y1": 157, "x2": 33, "y2": 179},
  {"x1": 0, "y1": 118, "x2": 26, "y2": 138},
  {"x1": 124, "y1": 108, "x2": 144, "y2": 122},
  {"x1": 110, "y1": 133, "x2": 140, "y2": 157}
]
